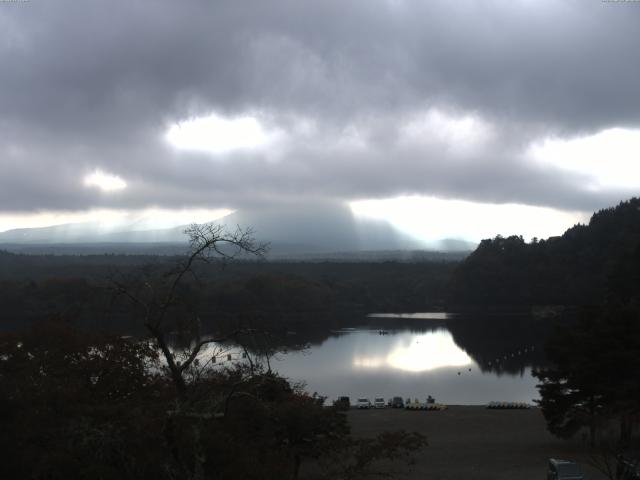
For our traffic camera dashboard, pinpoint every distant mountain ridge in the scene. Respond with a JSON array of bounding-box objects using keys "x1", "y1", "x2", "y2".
[
  {"x1": 0, "y1": 205, "x2": 477, "y2": 255},
  {"x1": 0, "y1": 222, "x2": 187, "y2": 244},
  {"x1": 449, "y1": 197, "x2": 640, "y2": 307}
]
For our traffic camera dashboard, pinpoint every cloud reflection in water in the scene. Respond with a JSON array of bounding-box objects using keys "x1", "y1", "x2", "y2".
[{"x1": 353, "y1": 330, "x2": 473, "y2": 373}]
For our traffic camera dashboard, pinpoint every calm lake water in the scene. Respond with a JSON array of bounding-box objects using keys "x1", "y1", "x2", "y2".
[
  {"x1": 192, "y1": 312, "x2": 544, "y2": 405},
  {"x1": 266, "y1": 313, "x2": 542, "y2": 405}
]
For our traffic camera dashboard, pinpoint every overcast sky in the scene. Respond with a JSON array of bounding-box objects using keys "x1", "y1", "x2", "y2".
[{"x1": 1, "y1": 0, "x2": 639, "y2": 242}]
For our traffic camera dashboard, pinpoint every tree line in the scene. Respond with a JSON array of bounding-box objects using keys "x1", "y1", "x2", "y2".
[
  {"x1": 448, "y1": 198, "x2": 640, "y2": 308},
  {"x1": 0, "y1": 250, "x2": 456, "y2": 333}
]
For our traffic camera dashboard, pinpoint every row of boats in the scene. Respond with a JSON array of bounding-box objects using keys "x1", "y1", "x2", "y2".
[
  {"x1": 486, "y1": 401, "x2": 532, "y2": 409},
  {"x1": 405, "y1": 401, "x2": 448, "y2": 411},
  {"x1": 337, "y1": 396, "x2": 533, "y2": 410},
  {"x1": 341, "y1": 395, "x2": 442, "y2": 409}
]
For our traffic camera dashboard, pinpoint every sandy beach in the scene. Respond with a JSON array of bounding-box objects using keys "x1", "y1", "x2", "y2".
[{"x1": 347, "y1": 406, "x2": 608, "y2": 480}]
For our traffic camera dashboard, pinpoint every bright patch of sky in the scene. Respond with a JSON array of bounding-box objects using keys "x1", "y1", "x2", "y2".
[
  {"x1": 350, "y1": 196, "x2": 588, "y2": 243},
  {"x1": 165, "y1": 113, "x2": 279, "y2": 154},
  {"x1": 529, "y1": 128, "x2": 640, "y2": 190},
  {"x1": 84, "y1": 170, "x2": 127, "y2": 192},
  {"x1": 399, "y1": 109, "x2": 494, "y2": 153}
]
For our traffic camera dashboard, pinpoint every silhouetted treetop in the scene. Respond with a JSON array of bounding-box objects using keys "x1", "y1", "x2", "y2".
[{"x1": 449, "y1": 197, "x2": 640, "y2": 307}]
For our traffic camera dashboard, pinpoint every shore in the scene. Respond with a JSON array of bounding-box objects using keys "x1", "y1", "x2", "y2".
[{"x1": 347, "y1": 406, "x2": 608, "y2": 480}]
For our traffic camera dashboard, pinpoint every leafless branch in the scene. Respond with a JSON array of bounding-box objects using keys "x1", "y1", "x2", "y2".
[
  {"x1": 177, "y1": 333, "x2": 237, "y2": 374},
  {"x1": 109, "y1": 222, "x2": 268, "y2": 399}
]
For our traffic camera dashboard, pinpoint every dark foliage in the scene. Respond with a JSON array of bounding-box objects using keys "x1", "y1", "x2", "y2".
[
  {"x1": 0, "y1": 257, "x2": 456, "y2": 333},
  {"x1": 0, "y1": 320, "x2": 166, "y2": 479},
  {"x1": 449, "y1": 197, "x2": 640, "y2": 307},
  {"x1": 532, "y1": 230, "x2": 640, "y2": 447},
  {"x1": 0, "y1": 321, "x2": 426, "y2": 480},
  {"x1": 533, "y1": 305, "x2": 640, "y2": 447}
]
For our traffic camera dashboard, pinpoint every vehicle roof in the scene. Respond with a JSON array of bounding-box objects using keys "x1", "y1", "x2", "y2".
[{"x1": 549, "y1": 459, "x2": 581, "y2": 475}]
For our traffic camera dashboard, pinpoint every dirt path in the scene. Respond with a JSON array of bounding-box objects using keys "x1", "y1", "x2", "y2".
[{"x1": 347, "y1": 406, "x2": 609, "y2": 479}]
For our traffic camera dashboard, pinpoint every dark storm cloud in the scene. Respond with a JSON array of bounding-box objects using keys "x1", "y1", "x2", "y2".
[{"x1": 1, "y1": 0, "x2": 639, "y2": 215}]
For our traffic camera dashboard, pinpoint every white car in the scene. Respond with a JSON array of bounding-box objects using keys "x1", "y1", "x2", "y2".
[
  {"x1": 374, "y1": 397, "x2": 386, "y2": 408},
  {"x1": 356, "y1": 398, "x2": 371, "y2": 409}
]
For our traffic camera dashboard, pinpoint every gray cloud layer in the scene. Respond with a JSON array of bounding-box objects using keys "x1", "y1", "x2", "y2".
[{"x1": 1, "y1": 0, "x2": 639, "y2": 215}]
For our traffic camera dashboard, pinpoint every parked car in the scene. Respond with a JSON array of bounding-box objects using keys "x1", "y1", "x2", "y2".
[
  {"x1": 390, "y1": 396, "x2": 404, "y2": 408},
  {"x1": 356, "y1": 398, "x2": 371, "y2": 409},
  {"x1": 617, "y1": 456, "x2": 640, "y2": 480},
  {"x1": 374, "y1": 397, "x2": 386, "y2": 408},
  {"x1": 547, "y1": 458, "x2": 584, "y2": 480},
  {"x1": 333, "y1": 396, "x2": 350, "y2": 410}
]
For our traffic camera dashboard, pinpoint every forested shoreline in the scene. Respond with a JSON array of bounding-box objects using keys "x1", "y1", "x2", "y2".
[
  {"x1": 4, "y1": 198, "x2": 640, "y2": 335},
  {"x1": 0, "y1": 253, "x2": 456, "y2": 333},
  {"x1": 449, "y1": 198, "x2": 640, "y2": 308}
]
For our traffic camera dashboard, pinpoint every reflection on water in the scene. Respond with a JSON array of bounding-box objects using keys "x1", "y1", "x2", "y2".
[
  {"x1": 353, "y1": 330, "x2": 472, "y2": 373},
  {"x1": 270, "y1": 322, "x2": 541, "y2": 405},
  {"x1": 181, "y1": 312, "x2": 548, "y2": 405}
]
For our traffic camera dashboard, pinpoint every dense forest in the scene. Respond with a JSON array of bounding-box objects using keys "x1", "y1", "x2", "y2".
[
  {"x1": 4, "y1": 198, "x2": 640, "y2": 335},
  {"x1": 449, "y1": 197, "x2": 640, "y2": 308},
  {"x1": 0, "y1": 251, "x2": 456, "y2": 333},
  {"x1": 3, "y1": 197, "x2": 640, "y2": 335}
]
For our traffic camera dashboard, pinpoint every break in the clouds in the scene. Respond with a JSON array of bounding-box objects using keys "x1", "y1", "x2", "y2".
[{"x1": 1, "y1": 0, "x2": 639, "y2": 240}]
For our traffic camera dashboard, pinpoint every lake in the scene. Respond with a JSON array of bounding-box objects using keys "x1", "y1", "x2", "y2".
[{"x1": 263, "y1": 313, "x2": 543, "y2": 405}]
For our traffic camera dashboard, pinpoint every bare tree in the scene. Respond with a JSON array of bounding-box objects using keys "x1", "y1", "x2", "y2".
[
  {"x1": 112, "y1": 222, "x2": 268, "y2": 398},
  {"x1": 109, "y1": 223, "x2": 270, "y2": 479}
]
